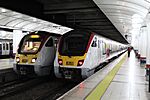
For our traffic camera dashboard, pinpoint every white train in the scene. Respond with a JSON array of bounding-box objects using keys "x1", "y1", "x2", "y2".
[
  {"x1": 0, "y1": 39, "x2": 13, "y2": 57},
  {"x1": 54, "y1": 30, "x2": 126, "y2": 79},
  {"x1": 13, "y1": 31, "x2": 60, "y2": 76}
]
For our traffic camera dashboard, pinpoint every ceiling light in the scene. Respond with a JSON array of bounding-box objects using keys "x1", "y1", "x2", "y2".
[
  {"x1": 120, "y1": 20, "x2": 123, "y2": 22},
  {"x1": 132, "y1": 14, "x2": 143, "y2": 24},
  {"x1": 33, "y1": 18, "x2": 37, "y2": 22},
  {"x1": 1, "y1": 8, "x2": 6, "y2": 12},
  {"x1": 145, "y1": 0, "x2": 150, "y2": 3}
]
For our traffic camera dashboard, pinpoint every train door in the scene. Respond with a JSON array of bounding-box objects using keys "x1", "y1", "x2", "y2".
[
  {"x1": 9, "y1": 43, "x2": 13, "y2": 56},
  {"x1": 101, "y1": 41, "x2": 106, "y2": 61},
  {"x1": 91, "y1": 36, "x2": 98, "y2": 65},
  {"x1": 0, "y1": 43, "x2": 2, "y2": 55},
  {"x1": 98, "y1": 39, "x2": 102, "y2": 63},
  {"x1": 5, "y1": 42, "x2": 9, "y2": 55},
  {"x1": 54, "y1": 38, "x2": 58, "y2": 48},
  {"x1": 110, "y1": 44, "x2": 112, "y2": 53},
  {"x1": 106, "y1": 43, "x2": 110, "y2": 57},
  {"x1": 38, "y1": 37, "x2": 55, "y2": 69},
  {"x1": 2, "y1": 42, "x2": 6, "y2": 55}
]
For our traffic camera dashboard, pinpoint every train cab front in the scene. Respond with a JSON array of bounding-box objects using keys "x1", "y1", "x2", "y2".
[
  {"x1": 13, "y1": 34, "x2": 42, "y2": 76},
  {"x1": 14, "y1": 54, "x2": 38, "y2": 76},
  {"x1": 55, "y1": 30, "x2": 92, "y2": 79},
  {"x1": 58, "y1": 55, "x2": 87, "y2": 80}
]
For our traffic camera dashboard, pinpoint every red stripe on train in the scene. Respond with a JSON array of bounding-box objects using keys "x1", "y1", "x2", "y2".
[{"x1": 85, "y1": 33, "x2": 94, "y2": 53}]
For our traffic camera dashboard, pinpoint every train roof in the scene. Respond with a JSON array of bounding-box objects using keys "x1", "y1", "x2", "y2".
[
  {"x1": 0, "y1": 39, "x2": 12, "y2": 42},
  {"x1": 63, "y1": 29, "x2": 126, "y2": 46},
  {"x1": 30, "y1": 31, "x2": 61, "y2": 37}
]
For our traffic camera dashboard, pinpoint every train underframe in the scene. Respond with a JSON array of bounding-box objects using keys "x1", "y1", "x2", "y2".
[
  {"x1": 13, "y1": 63, "x2": 52, "y2": 76},
  {"x1": 55, "y1": 66, "x2": 94, "y2": 80}
]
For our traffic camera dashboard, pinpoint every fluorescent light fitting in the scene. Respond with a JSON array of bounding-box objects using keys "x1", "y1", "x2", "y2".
[
  {"x1": 33, "y1": 18, "x2": 37, "y2": 22},
  {"x1": 145, "y1": 0, "x2": 150, "y2": 3},
  {"x1": 120, "y1": 20, "x2": 123, "y2": 22},
  {"x1": 1, "y1": 8, "x2": 6, "y2": 12},
  {"x1": 117, "y1": 10, "x2": 121, "y2": 12}
]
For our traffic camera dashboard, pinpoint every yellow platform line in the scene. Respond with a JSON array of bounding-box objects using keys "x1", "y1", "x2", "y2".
[{"x1": 86, "y1": 54, "x2": 127, "y2": 100}]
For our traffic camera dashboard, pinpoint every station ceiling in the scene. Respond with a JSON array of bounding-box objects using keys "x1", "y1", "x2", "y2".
[
  {"x1": 0, "y1": 7, "x2": 72, "y2": 34},
  {"x1": 0, "y1": 0, "x2": 129, "y2": 44}
]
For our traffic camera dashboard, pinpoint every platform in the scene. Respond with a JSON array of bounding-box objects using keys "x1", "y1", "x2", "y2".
[
  {"x1": 58, "y1": 50, "x2": 150, "y2": 100},
  {"x1": 0, "y1": 58, "x2": 13, "y2": 70}
]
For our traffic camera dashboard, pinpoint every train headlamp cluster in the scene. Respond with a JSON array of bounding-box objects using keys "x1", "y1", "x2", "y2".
[
  {"x1": 31, "y1": 58, "x2": 37, "y2": 63},
  {"x1": 58, "y1": 59, "x2": 63, "y2": 65},
  {"x1": 77, "y1": 60, "x2": 84, "y2": 66},
  {"x1": 16, "y1": 57, "x2": 20, "y2": 63}
]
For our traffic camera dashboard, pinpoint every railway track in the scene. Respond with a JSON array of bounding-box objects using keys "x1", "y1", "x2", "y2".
[
  {"x1": 0, "y1": 78, "x2": 79, "y2": 100},
  {"x1": 0, "y1": 77, "x2": 50, "y2": 98},
  {"x1": 34, "y1": 80, "x2": 77, "y2": 100},
  {"x1": 0, "y1": 78, "x2": 30, "y2": 90},
  {"x1": 0, "y1": 52, "x2": 125, "y2": 100}
]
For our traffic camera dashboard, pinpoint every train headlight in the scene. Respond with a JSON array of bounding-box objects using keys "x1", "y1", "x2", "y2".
[
  {"x1": 58, "y1": 59, "x2": 63, "y2": 65},
  {"x1": 16, "y1": 57, "x2": 20, "y2": 63},
  {"x1": 31, "y1": 58, "x2": 36, "y2": 63},
  {"x1": 77, "y1": 60, "x2": 84, "y2": 66}
]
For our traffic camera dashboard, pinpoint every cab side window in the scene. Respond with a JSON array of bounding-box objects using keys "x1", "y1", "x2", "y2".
[
  {"x1": 45, "y1": 38, "x2": 53, "y2": 47},
  {"x1": 91, "y1": 37, "x2": 97, "y2": 47}
]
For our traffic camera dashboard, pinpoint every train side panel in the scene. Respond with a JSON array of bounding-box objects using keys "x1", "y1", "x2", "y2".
[
  {"x1": 35, "y1": 37, "x2": 56, "y2": 76},
  {"x1": 13, "y1": 32, "x2": 59, "y2": 76},
  {"x1": 54, "y1": 30, "x2": 127, "y2": 79},
  {"x1": 81, "y1": 35, "x2": 100, "y2": 78}
]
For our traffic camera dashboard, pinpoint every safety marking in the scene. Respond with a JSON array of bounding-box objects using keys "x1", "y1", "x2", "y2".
[{"x1": 86, "y1": 54, "x2": 127, "y2": 100}]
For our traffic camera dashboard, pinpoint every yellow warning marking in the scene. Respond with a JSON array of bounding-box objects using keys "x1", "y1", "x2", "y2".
[{"x1": 86, "y1": 54, "x2": 127, "y2": 100}]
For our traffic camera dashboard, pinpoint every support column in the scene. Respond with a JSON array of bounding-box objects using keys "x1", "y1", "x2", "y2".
[
  {"x1": 135, "y1": 33, "x2": 139, "y2": 57},
  {"x1": 140, "y1": 26, "x2": 147, "y2": 66},
  {"x1": 131, "y1": 30, "x2": 140, "y2": 57},
  {"x1": 146, "y1": 17, "x2": 150, "y2": 91},
  {"x1": 137, "y1": 33, "x2": 140, "y2": 58},
  {"x1": 146, "y1": 20, "x2": 150, "y2": 77},
  {"x1": 137, "y1": 31, "x2": 142, "y2": 60}
]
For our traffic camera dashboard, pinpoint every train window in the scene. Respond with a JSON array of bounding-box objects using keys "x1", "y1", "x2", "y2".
[
  {"x1": 66, "y1": 37, "x2": 86, "y2": 52},
  {"x1": 20, "y1": 35, "x2": 42, "y2": 53},
  {"x1": 6, "y1": 43, "x2": 9, "y2": 50},
  {"x1": 10, "y1": 43, "x2": 13, "y2": 50},
  {"x1": 102, "y1": 42, "x2": 106, "y2": 55},
  {"x1": 3, "y1": 43, "x2": 5, "y2": 50},
  {"x1": 91, "y1": 37, "x2": 97, "y2": 47},
  {"x1": 54, "y1": 38, "x2": 58, "y2": 48},
  {"x1": 59, "y1": 30, "x2": 91, "y2": 56},
  {"x1": 45, "y1": 38, "x2": 53, "y2": 47},
  {"x1": 59, "y1": 35, "x2": 89, "y2": 56},
  {"x1": 98, "y1": 40, "x2": 100, "y2": 48}
]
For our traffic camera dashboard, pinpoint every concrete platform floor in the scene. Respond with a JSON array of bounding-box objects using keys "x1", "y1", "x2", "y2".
[
  {"x1": 0, "y1": 58, "x2": 13, "y2": 70},
  {"x1": 101, "y1": 50, "x2": 150, "y2": 100}
]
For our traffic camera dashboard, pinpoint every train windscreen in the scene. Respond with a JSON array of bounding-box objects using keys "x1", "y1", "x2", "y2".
[
  {"x1": 59, "y1": 30, "x2": 91, "y2": 56},
  {"x1": 20, "y1": 35, "x2": 42, "y2": 54}
]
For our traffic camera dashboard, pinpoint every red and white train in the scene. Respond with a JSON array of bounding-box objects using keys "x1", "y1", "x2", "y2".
[{"x1": 54, "y1": 30, "x2": 126, "y2": 79}]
